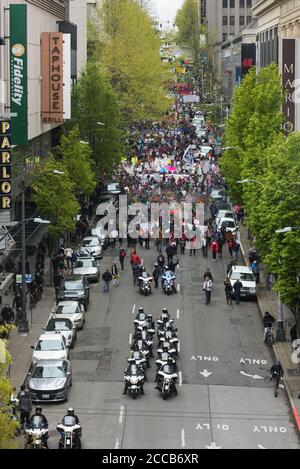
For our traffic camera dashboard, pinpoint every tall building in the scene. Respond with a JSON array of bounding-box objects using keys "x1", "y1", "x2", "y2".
[{"x1": 205, "y1": 0, "x2": 256, "y2": 77}]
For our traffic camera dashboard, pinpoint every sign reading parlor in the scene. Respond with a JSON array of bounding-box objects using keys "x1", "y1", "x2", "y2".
[
  {"x1": 41, "y1": 32, "x2": 64, "y2": 124},
  {"x1": 0, "y1": 120, "x2": 12, "y2": 210}
]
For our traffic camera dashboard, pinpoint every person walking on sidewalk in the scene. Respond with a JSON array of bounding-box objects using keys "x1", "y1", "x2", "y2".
[
  {"x1": 19, "y1": 387, "x2": 32, "y2": 429},
  {"x1": 203, "y1": 277, "x2": 213, "y2": 305},
  {"x1": 290, "y1": 324, "x2": 298, "y2": 351},
  {"x1": 251, "y1": 260, "x2": 260, "y2": 284},
  {"x1": 102, "y1": 270, "x2": 112, "y2": 293},
  {"x1": 64, "y1": 247, "x2": 74, "y2": 270},
  {"x1": 224, "y1": 277, "x2": 233, "y2": 305},
  {"x1": 119, "y1": 247, "x2": 126, "y2": 271},
  {"x1": 233, "y1": 278, "x2": 243, "y2": 305},
  {"x1": 112, "y1": 262, "x2": 119, "y2": 287},
  {"x1": 1, "y1": 304, "x2": 15, "y2": 324}
]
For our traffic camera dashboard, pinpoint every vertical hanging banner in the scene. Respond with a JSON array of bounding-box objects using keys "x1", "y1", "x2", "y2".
[
  {"x1": 10, "y1": 4, "x2": 28, "y2": 145},
  {"x1": 282, "y1": 38, "x2": 296, "y2": 133},
  {"x1": 41, "y1": 32, "x2": 64, "y2": 124},
  {"x1": 0, "y1": 120, "x2": 12, "y2": 210},
  {"x1": 63, "y1": 33, "x2": 71, "y2": 120}
]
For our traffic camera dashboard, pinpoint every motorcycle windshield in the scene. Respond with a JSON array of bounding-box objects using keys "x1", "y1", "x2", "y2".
[
  {"x1": 30, "y1": 416, "x2": 44, "y2": 429},
  {"x1": 62, "y1": 416, "x2": 76, "y2": 427},
  {"x1": 128, "y1": 365, "x2": 138, "y2": 376}
]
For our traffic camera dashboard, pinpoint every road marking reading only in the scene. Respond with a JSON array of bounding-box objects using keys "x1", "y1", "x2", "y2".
[
  {"x1": 119, "y1": 406, "x2": 125, "y2": 424},
  {"x1": 181, "y1": 428, "x2": 186, "y2": 448},
  {"x1": 132, "y1": 304, "x2": 136, "y2": 315},
  {"x1": 129, "y1": 333, "x2": 132, "y2": 345},
  {"x1": 179, "y1": 371, "x2": 183, "y2": 386}
]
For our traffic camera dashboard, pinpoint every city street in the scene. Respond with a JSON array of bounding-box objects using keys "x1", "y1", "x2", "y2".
[{"x1": 38, "y1": 239, "x2": 299, "y2": 450}]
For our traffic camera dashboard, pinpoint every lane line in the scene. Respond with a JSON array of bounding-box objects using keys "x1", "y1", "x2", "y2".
[
  {"x1": 129, "y1": 333, "x2": 132, "y2": 345},
  {"x1": 181, "y1": 428, "x2": 186, "y2": 448},
  {"x1": 177, "y1": 309, "x2": 180, "y2": 319},
  {"x1": 119, "y1": 405, "x2": 125, "y2": 424},
  {"x1": 179, "y1": 370, "x2": 183, "y2": 386},
  {"x1": 177, "y1": 283, "x2": 180, "y2": 292},
  {"x1": 178, "y1": 340, "x2": 181, "y2": 353},
  {"x1": 132, "y1": 304, "x2": 136, "y2": 315},
  {"x1": 115, "y1": 438, "x2": 119, "y2": 449}
]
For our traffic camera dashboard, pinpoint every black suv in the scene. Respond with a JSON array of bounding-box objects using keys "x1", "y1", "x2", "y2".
[{"x1": 57, "y1": 275, "x2": 90, "y2": 310}]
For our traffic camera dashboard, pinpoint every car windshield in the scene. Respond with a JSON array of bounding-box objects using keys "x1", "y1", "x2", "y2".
[
  {"x1": 64, "y1": 282, "x2": 83, "y2": 291},
  {"x1": 231, "y1": 272, "x2": 254, "y2": 282},
  {"x1": 36, "y1": 339, "x2": 64, "y2": 351},
  {"x1": 46, "y1": 320, "x2": 71, "y2": 332},
  {"x1": 62, "y1": 416, "x2": 76, "y2": 426},
  {"x1": 56, "y1": 304, "x2": 79, "y2": 315},
  {"x1": 75, "y1": 259, "x2": 96, "y2": 268},
  {"x1": 32, "y1": 365, "x2": 65, "y2": 378},
  {"x1": 222, "y1": 220, "x2": 235, "y2": 228},
  {"x1": 82, "y1": 238, "x2": 98, "y2": 247}
]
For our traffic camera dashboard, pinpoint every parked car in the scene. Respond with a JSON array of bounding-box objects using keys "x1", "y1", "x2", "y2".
[
  {"x1": 73, "y1": 256, "x2": 100, "y2": 283},
  {"x1": 31, "y1": 333, "x2": 68, "y2": 365},
  {"x1": 27, "y1": 359, "x2": 72, "y2": 403},
  {"x1": 57, "y1": 275, "x2": 90, "y2": 310},
  {"x1": 217, "y1": 217, "x2": 238, "y2": 233},
  {"x1": 51, "y1": 301, "x2": 86, "y2": 330},
  {"x1": 43, "y1": 316, "x2": 77, "y2": 349},
  {"x1": 80, "y1": 236, "x2": 103, "y2": 259},
  {"x1": 228, "y1": 265, "x2": 257, "y2": 300}
]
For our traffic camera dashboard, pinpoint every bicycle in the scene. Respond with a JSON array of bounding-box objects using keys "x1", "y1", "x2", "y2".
[{"x1": 264, "y1": 327, "x2": 275, "y2": 347}]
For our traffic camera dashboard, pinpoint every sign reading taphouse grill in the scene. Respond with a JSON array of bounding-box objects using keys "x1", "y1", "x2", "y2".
[
  {"x1": 10, "y1": 4, "x2": 28, "y2": 145},
  {"x1": 0, "y1": 120, "x2": 12, "y2": 210},
  {"x1": 41, "y1": 32, "x2": 64, "y2": 124}
]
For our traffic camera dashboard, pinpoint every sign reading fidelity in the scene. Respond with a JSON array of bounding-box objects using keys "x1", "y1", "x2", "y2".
[{"x1": 0, "y1": 121, "x2": 12, "y2": 210}]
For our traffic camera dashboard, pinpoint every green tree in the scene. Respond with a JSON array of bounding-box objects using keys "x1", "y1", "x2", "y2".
[
  {"x1": 175, "y1": 0, "x2": 200, "y2": 67},
  {"x1": 59, "y1": 127, "x2": 96, "y2": 199},
  {"x1": 32, "y1": 157, "x2": 80, "y2": 242},
  {"x1": 90, "y1": 0, "x2": 172, "y2": 124},
  {"x1": 71, "y1": 61, "x2": 122, "y2": 173},
  {"x1": 0, "y1": 326, "x2": 18, "y2": 449}
]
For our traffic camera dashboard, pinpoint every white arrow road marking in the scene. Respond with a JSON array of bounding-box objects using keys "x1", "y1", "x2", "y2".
[
  {"x1": 129, "y1": 333, "x2": 132, "y2": 345},
  {"x1": 119, "y1": 406, "x2": 125, "y2": 424},
  {"x1": 179, "y1": 370, "x2": 183, "y2": 386},
  {"x1": 181, "y1": 428, "x2": 186, "y2": 448},
  {"x1": 132, "y1": 304, "x2": 136, "y2": 315},
  {"x1": 199, "y1": 370, "x2": 212, "y2": 378},
  {"x1": 177, "y1": 309, "x2": 180, "y2": 319},
  {"x1": 240, "y1": 371, "x2": 264, "y2": 380},
  {"x1": 257, "y1": 444, "x2": 266, "y2": 449},
  {"x1": 206, "y1": 442, "x2": 222, "y2": 449},
  {"x1": 115, "y1": 438, "x2": 120, "y2": 449}
]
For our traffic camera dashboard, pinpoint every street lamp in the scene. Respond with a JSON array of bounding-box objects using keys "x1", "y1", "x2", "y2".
[{"x1": 18, "y1": 170, "x2": 63, "y2": 334}]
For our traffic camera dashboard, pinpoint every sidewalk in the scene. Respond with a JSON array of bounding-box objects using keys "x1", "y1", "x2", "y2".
[{"x1": 239, "y1": 223, "x2": 300, "y2": 432}]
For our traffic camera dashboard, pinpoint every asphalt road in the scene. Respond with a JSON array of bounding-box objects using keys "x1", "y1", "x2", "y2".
[{"x1": 42, "y1": 238, "x2": 300, "y2": 450}]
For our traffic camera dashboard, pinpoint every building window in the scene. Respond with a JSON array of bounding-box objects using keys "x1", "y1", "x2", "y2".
[
  {"x1": 230, "y1": 0, "x2": 235, "y2": 8},
  {"x1": 247, "y1": 0, "x2": 252, "y2": 7},
  {"x1": 230, "y1": 16, "x2": 235, "y2": 25},
  {"x1": 246, "y1": 16, "x2": 252, "y2": 24},
  {"x1": 240, "y1": 16, "x2": 245, "y2": 26},
  {"x1": 223, "y1": 33, "x2": 228, "y2": 42},
  {"x1": 240, "y1": 0, "x2": 245, "y2": 7},
  {"x1": 223, "y1": 0, "x2": 228, "y2": 8},
  {"x1": 223, "y1": 16, "x2": 228, "y2": 26}
]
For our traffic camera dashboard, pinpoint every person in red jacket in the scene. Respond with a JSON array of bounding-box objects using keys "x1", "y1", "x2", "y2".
[
  {"x1": 210, "y1": 240, "x2": 219, "y2": 261},
  {"x1": 130, "y1": 250, "x2": 141, "y2": 266}
]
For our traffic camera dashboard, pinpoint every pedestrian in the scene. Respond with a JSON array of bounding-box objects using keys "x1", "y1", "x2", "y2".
[
  {"x1": 145, "y1": 235, "x2": 150, "y2": 250},
  {"x1": 203, "y1": 268, "x2": 214, "y2": 282},
  {"x1": 112, "y1": 262, "x2": 119, "y2": 287},
  {"x1": 119, "y1": 247, "x2": 126, "y2": 271},
  {"x1": 203, "y1": 277, "x2": 213, "y2": 305},
  {"x1": 179, "y1": 237, "x2": 186, "y2": 255},
  {"x1": 1, "y1": 304, "x2": 15, "y2": 324},
  {"x1": 228, "y1": 239, "x2": 233, "y2": 257},
  {"x1": 290, "y1": 324, "x2": 298, "y2": 351},
  {"x1": 152, "y1": 263, "x2": 160, "y2": 288},
  {"x1": 132, "y1": 261, "x2": 140, "y2": 286},
  {"x1": 224, "y1": 277, "x2": 233, "y2": 305},
  {"x1": 166, "y1": 243, "x2": 174, "y2": 264},
  {"x1": 64, "y1": 247, "x2": 74, "y2": 270},
  {"x1": 53, "y1": 271, "x2": 64, "y2": 300},
  {"x1": 232, "y1": 240, "x2": 239, "y2": 261},
  {"x1": 102, "y1": 270, "x2": 112, "y2": 293},
  {"x1": 251, "y1": 260, "x2": 260, "y2": 284},
  {"x1": 233, "y1": 278, "x2": 243, "y2": 305},
  {"x1": 210, "y1": 240, "x2": 219, "y2": 261},
  {"x1": 19, "y1": 387, "x2": 32, "y2": 429},
  {"x1": 202, "y1": 234, "x2": 208, "y2": 258}
]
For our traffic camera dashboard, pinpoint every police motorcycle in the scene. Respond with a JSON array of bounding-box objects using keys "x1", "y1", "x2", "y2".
[
  {"x1": 123, "y1": 363, "x2": 145, "y2": 399},
  {"x1": 57, "y1": 415, "x2": 82, "y2": 449},
  {"x1": 156, "y1": 361, "x2": 178, "y2": 400},
  {"x1": 161, "y1": 270, "x2": 176, "y2": 295}
]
